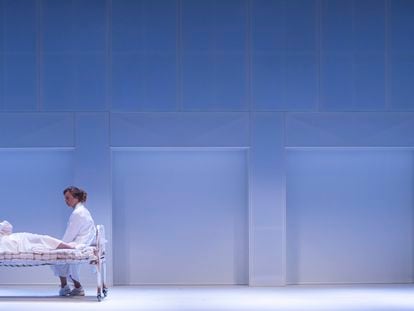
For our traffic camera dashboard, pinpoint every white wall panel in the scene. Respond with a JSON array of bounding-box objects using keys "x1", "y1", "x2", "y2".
[
  {"x1": 0, "y1": 113, "x2": 74, "y2": 147},
  {"x1": 287, "y1": 149, "x2": 413, "y2": 284},
  {"x1": 0, "y1": 149, "x2": 74, "y2": 284},
  {"x1": 286, "y1": 112, "x2": 414, "y2": 147},
  {"x1": 111, "y1": 113, "x2": 250, "y2": 147},
  {"x1": 112, "y1": 148, "x2": 248, "y2": 285}
]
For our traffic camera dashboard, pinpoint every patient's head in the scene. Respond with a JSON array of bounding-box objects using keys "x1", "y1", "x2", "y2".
[
  {"x1": 63, "y1": 186, "x2": 88, "y2": 208},
  {"x1": 0, "y1": 220, "x2": 13, "y2": 236}
]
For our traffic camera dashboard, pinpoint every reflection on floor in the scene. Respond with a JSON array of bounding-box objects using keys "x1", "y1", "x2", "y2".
[{"x1": 0, "y1": 284, "x2": 413, "y2": 310}]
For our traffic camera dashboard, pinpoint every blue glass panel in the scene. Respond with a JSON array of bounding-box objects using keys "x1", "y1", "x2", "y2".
[
  {"x1": 182, "y1": 53, "x2": 247, "y2": 111},
  {"x1": 0, "y1": 55, "x2": 3, "y2": 109},
  {"x1": 252, "y1": 0, "x2": 318, "y2": 51},
  {"x1": 43, "y1": 54, "x2": 107, "y2": 111},
  {"x1": 321, "y1": 52, "x2": 385, "y2": 111},
  {"x1": 73, "y1": 0, "x2": 106, "y2": 52},
  {"x1": 390, "y1": 0, "x2": 414, "y2": 52},
  {"x1": 284, "y1": 53, "x2": 318, "y2": 111},
  {"x1": 181, "y1": 0, "x2": 247, "y2": 110},
  {"x1": 354, "y1": 0, "x2": 386, "y2": 51},
  {"x1": 322, "y1": 0, "x2": 385, "y2": 52},
  {"x1": 112, "y1": 53, "x2": 177, "y2": 111},
  {"x1": 251, "y1": 0, "x2": 286, "y2": 52},
  {"x1": 4, "y1": 0, "x2": 36, "y2": 53},
  {"x1": 390, "y1": 55, "x2": 414, "y2": 110},
  {"x1": 0, "y1": 1, "x2": 4, "y2": 53},
  {"x1": 182, "y1": 0, "x2": 246, "y2": 52},
  {"x1": 320, "y1": 53, "x2": 353, "y2": 110},
  {"x1": 285, "y1": 0, "x2": 318, "y2": 51},
  {"x1": 112, "y1": 0, "x2": 177, "y2": 52},
  {"x1": 321, "y1": 0, "x2": 353, "y2": 52},
  {"x1": 4, "y1": 54, "x2": 37, "y2": 110},
  {"x1": 252, "y1": 53, "x2": 284, "y2": 109},
  {"x1": 252, "y1": 52, "x2": 318, "y2": 111},
  {"x1": 111, "y1": 54, "x2": 141, "y2": 111},
  {"x1": 353, "y1": 53, "x2": 386, "y2": 110},
  {"x1": 42, "y1": 0, "x2": 74, "y2": 53},
  {"x1": 75, "y1": 53, "x2": 106, "y2": 111},
  {"x1": 42, "y1": 0, "x2": 106, "y2": 53},
  {"x1": 42, "y1": 54, "x2": 75, "y2": 110}
]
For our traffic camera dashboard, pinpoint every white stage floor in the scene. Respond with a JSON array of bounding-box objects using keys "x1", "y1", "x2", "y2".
[{"x1": 0, "y1": 284, "x2": 413, "y2": 310}]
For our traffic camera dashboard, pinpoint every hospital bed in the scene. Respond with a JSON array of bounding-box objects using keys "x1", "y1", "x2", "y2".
[{"x1": 0, "y1": 225, "x2": 108, "y2": 301}]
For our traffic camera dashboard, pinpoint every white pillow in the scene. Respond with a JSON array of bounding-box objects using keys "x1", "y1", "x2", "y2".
[{"x1": 0, "y1": 220, "x2": 13, "y2": 235}]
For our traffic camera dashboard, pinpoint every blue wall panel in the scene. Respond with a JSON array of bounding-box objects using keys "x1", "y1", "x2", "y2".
[
  {"x1": 4, "y1": 0, "x2": 36, "y2": 53},
  {"x1": 251, "y1": 0, "x2": 318, "y2": 111},
  {"x1": 0, "y1": 0, "x2": 414, "y2": 287},
  {"x1": 321, "y1": 0, "x2": 386, "y2": 111},
  {"x1": 2, "y1": 0, "x2": 37, "y2": 111},
  {"x1": 182, "y1": 0, "x2": 248, "y2": 111},
  {"x1": 4, "y1": 54, "x2": 37, "y2": 111},
  {"x1": 389, "y1": 0, "x2": 414, "y2": 110},
  {"x1": 182, "y1": 53, "x2": 247, "y2": 111},
  {"x1": 390, "y1": 0, "x2": 414, "y2": 52},
  {"x1": 42, "y1": 0, "x2": 106, "y2": 53},
  {"x1": 41, "y1": 0, "x2": 107, "y2": 111},
  {"x1": 112, "y1": 53, "x2": 177, "y2": 111},
  {"x1": 111, "y1": 0, "x2": 177, "y2": 111}
]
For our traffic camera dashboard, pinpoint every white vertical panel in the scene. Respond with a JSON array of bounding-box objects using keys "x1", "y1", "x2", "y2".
[
  {"x1": 73, "y1": 113, "x2": 112, "y2": 286},
  {"x1": 287, "y1": 149, "x2": 413, "y2": 284},
  {"x1": 250, "y1": 112, "x2": 286, "y2": 285},
  {"x1": 112, "y1": 148, "x2": 248, "y2": 285}
]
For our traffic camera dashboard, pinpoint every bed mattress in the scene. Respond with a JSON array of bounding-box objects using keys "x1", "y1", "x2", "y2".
[{"x1": 0, "y1": 246, "x2": 97, "y2": 266}]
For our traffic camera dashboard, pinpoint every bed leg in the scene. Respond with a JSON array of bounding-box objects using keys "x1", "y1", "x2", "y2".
[
  {"x1": 102, "y1": 259, "x2": 108, "y2": 297},
  {"x1": 96, "y1": 261, "x2": 102, "y2": 301}
]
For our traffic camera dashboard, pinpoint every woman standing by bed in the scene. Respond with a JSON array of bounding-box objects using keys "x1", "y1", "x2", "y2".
[{"x1": 52, "y1": 186, "x2": 96, "y2": 297}]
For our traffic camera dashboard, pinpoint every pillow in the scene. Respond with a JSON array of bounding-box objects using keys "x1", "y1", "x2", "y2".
[{"x1": 0, "y1": 220, "x2": 13, "y2": 236}]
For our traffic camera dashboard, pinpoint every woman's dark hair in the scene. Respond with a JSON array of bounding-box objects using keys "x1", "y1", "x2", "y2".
[{"x1": 63, "y1": 186, "x2": 87, "y2": 203}]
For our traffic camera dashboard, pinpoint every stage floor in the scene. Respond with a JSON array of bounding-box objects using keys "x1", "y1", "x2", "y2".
[{"x1": 0, "y1": 284, "x2": 413, "y2": 310}]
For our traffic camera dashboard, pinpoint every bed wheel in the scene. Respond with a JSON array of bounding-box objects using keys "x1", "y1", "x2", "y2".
[{"x1": 97, "y1": 294, "x2": 102, "y2": 302}]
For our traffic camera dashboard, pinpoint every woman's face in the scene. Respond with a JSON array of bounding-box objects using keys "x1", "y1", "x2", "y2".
[{"x1": 64, "y1": 191, "x2": 79, "y2": 208}]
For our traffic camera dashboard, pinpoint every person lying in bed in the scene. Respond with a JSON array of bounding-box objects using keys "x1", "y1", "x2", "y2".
[{"x1": 0, "y1": 220, "x2": 75, "y2": 253}]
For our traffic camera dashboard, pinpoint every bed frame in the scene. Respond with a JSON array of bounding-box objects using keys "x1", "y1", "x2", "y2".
[{"x1": 0, "y1": 225, "x2": 108, "y2": 301}]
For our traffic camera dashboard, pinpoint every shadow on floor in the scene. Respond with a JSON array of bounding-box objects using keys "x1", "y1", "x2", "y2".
[{"x1": 0, "y1": 295, "x2": 100, "y2": 302}]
